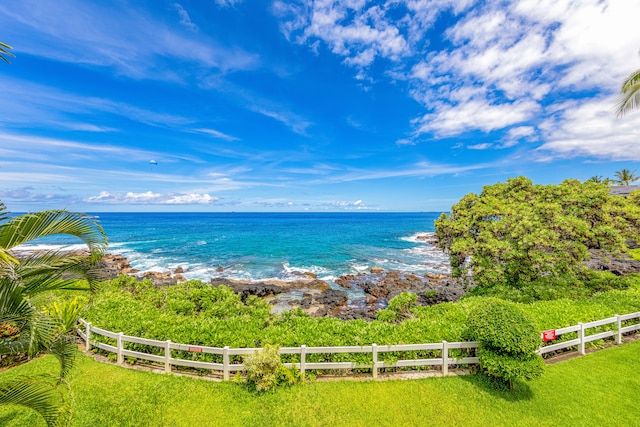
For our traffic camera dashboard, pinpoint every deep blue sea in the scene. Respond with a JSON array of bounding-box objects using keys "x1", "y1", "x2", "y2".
[{"x1": 18, "y1": 212, "x2": 450, "y2": 283}]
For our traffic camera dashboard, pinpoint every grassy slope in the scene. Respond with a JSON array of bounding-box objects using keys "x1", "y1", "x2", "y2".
[{"x1": 1, "y1": 340, "x2": 639, "y2": 427}]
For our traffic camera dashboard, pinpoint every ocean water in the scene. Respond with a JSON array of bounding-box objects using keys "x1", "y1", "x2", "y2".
[{"x1": 16, "y1": 212, "x2": 450, "y2": 283}]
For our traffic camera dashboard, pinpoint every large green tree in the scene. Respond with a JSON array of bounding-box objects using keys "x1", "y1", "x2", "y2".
[
  {"x1": 0, "y1": 202, "x2": 107, "y2": 426},
  {"x1": 435, "y1": 177, "x2": 640, "y2": 289},
  {"x1": 616, "y1": 67, "x2": 640, "y2": 118}
]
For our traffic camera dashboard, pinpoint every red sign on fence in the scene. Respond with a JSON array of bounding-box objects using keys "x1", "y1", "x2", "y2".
[
  {"x1": 188, "y1": 346, "x2": 203, "y2": 352},
  {"x1": 542, "y1": 330, "x2": 557, "y2": 342}
]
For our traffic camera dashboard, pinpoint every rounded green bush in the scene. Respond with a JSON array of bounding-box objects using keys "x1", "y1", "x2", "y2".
[
  {"x1": 467, "y1": 298, "x2": 540, "y2": 355},
  {"x1": 477, "y1": 347, "x2": 545, "y2": 383},
  {"x1": 467, "y1": 298, "x2": 545, "y2": 386}
]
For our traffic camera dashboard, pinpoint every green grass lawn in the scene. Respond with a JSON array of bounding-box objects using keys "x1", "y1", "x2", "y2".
[{"x1": 2, "y1": 341, "x2": 640, "y2": 427}]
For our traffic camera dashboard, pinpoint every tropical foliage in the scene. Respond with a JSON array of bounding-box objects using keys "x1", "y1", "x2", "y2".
[
  {"x1": 0, "y1": 201, "x2": 107, "y2": 426},
  {"x1": 614, "y1": 168, "x2": 639, "y2": 186},
  {"x1": 434, "y1": 177, "x2": 640, "y2": 290},
  {"x1": 616, "y1": 67, "x2": 640, "y2": 117},
  {"x1": 242, "y1": 344, "x2": 302, "y2": 391},
  {"x1": 0, "y1": 42, "x2": 14, "y2": 64},
  {"x1": 586, "y1": 175, "x2": 611, "y2": 185}
]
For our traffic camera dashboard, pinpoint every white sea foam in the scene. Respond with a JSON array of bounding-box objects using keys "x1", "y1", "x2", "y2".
[
  {"x1": 12, "y1": 243, "x2": 92, "y2": 252},
  {"x1": 400, "y1": 231, "x2": 437, "y2": 244}
]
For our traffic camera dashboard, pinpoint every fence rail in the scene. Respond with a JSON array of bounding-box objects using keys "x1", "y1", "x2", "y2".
[{"x1": 77, "y1": 311, "x2": 640, "y2": 380}]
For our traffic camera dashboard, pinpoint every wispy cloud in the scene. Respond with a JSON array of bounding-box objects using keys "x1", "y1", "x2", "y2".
[
  {"x1": 174, "y1": 3, "x2": 198, "y2": 32},
  {"x1": 310, "y1": 160, "x2": 498, "y2": 184},
  {"x1": 0, "y1": 0, "x2": 259, "y2": 80},
  {"x1": 0, "y1": 78, "x2": 194, "y2": 131},
  {"x1": 192, "y1": 128, "x2": 240, "y2": 142},
  {"x1": 85, "y1": 191, "x2": 219, "y2": 205},
  {"x1": 536, "y1": 97, "x2": 640, "y2": 161}
]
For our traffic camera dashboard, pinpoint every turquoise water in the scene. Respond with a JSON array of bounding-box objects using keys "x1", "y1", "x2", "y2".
[{"x1": 19, "y1": 212, "x2": 450, "y2": 282}]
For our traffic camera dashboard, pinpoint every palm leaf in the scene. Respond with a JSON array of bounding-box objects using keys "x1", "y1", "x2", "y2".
[
  {"x1": 0, "y1": 210, "x2": 107, "y2": 263},
  {"x1": 14, "y1": 252, "x2": 106, "y2": 295},
  {"x1": 616, "y1": 69, "x2": 640, "y2": 118},
  {"x1": 0, "y1": 42, "x2": 14, "y2": 64},
  {"x1": 49, "y1": 336, "x2": 78, "y2": 380},
  {"x1": 0, "y1": 376, "x2": 72, "y2": 427},
  {"x1": 0, "y1": 201, "x2": 9, "y2": 223}
]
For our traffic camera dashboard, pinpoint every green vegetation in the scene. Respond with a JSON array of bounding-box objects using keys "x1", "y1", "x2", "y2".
[
  {"x1": 0, "y1": 201, "x2": 107, "y2": 427},
  {"x1": 1, "y1": 340, "x2": 640, "y2": 426},
  {"x1": 616, "y1": 66, "x2": 640, "y2": 117},
  {"x1": 375, "y1": 292, "x2": 417, "y2": 323},
  {"x1": 467, "y1": 299, "x2": 544, "y2": 387},
  {"x1": 434, "y1": 177, "x2": 640, "y2": 294},
  {"x1": 242, "y1": 344, "x2": 301, "y2": 392},
  {"x1": 80, "y1": 275, "x2": 640, "y2": 367},
  {"x1": 614, "y1": 168, "x2": 639, "y2": 185}
]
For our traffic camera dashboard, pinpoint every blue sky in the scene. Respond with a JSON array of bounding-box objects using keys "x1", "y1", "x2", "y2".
[{"x1": 1, "y1": 0, "x2": 639, "y2": 212}]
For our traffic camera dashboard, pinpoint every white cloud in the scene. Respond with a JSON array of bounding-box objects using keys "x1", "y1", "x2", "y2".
[
  {"x1": 193, "y1": 128, "x2": 239, "y2": 142},
  {"x1": 468, "y1": 143, "x2": 492, "y2": 150},
  {"x1": 276, "y1": 0, "x2": 640, "y2": 142},
  {"x1": 215, "y1": 0, "x2": 243, "y2": 7},
  {"x1": 85, "y1": 191, "x2": 219, "y2": 205},
  {"x1": 414, "y1": 99, "x2": 540, "y2": 136},
  {"x1": 327, "y1": 199, "x2": 369, "y2": 209},
  {"x1": 174, "y1": 3, "x2": 198, "y2": 32},
  {"x1": 536, "y1": 97, "x2": 640, "y2": 161}
]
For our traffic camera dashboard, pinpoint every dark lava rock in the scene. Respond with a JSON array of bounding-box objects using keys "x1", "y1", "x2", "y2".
[
  {"x1": 140, "y1": 271, "x2": 177, "y2": 287},
  {"x1": 585, "y1": 249, "x2": 640, "y2": 276},
  {"x1": 210, "y1": 279, "x2": 284, "y2": 301},
  {"x1": 314, "y1": 289, "x2": 348, "y2": 306}
]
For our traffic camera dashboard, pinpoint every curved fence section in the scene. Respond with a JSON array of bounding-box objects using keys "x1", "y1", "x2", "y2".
[{"x1": 77, "y1": 311, "x2": 640, "y2": 380}]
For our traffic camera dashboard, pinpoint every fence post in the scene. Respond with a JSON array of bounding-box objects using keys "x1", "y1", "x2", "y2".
[
  {"x1": 372, "y1": 344, "x2": 378, "y2": 380},
  {"x1": 442, "y1": 340, "x2": 449, "y2": 376},
  {"x1": 117, "y1": 332, "x2": 124, "y2": 365},
  {"x1": 616, "y1": 314, "x2": 622, "y2": 344},
  {"x1": 300, "y1": 345, "x2": 306, "y2": 376},
  {"x1": 164, "y1": 340, "x2": 171, "y2": 374},
  {"x1": 223, "y1": 346, "x2": 230, "y2": 381},
  {"x1": 85, "y1": 322, "x2": 92, "y2": 351},
  {"x1": 578, "y1": 322, "x2": 585, "y2": 355}
]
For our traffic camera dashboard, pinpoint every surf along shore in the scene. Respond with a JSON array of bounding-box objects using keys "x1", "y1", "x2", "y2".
[{"x1": 96, "y1": 233, "x2": 467, "y2": 320}]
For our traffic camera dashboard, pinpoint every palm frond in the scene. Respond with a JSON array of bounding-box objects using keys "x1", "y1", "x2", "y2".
[
  {"x1": 616, "y1": 68, "x2": 640, "y2": 118},
  {"x1": 0, "y1": 210, "x2": 107, "y2": 262},
  {"x1": 0, "y1": 42, "x2": 14, "y2": 64},
  {"x1": 0, "y1": 201, "x2": 9, "y2": 223},
  {"x1": 14, "y1": 252, "x2": 106, "y2": 295},
  {"x1": 49, "y1": 336, "x2": 78, "y2": 380},
  {"x1": 0, "y1": 376, "x2": 72, "y2": 427}
]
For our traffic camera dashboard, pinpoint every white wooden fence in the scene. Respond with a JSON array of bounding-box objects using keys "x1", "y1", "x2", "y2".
[{"x1": 77, "y1": 311, "x2": 640, "y2": 380}]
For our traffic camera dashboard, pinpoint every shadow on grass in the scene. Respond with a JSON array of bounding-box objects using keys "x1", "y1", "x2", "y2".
[{"x1": 459, "y1": 372, "x2": 534, "y2": 402}]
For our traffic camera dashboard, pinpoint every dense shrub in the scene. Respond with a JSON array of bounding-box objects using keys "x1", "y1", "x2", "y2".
[
  {"x1": 467, "y1": 299, "x2": 545, "y2": 387},
  {"x1": 243, "y1": 344, "x2": 301, "y2": 391},
  {"x1": 376, "y1": 292, "x2": 417, "y2": 323},
  {"x1": 470, "y1": 271, "x2": 635, "y2": 303}
]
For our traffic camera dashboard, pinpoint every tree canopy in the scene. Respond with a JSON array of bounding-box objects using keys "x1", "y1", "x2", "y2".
[{"x1": 435, "y1": 177, "x2": 640, "y2": 289}]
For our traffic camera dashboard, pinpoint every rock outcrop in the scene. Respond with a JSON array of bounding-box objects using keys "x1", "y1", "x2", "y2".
[{"x1": 585, "y1": 249, "x2": 640, "y2": 275}]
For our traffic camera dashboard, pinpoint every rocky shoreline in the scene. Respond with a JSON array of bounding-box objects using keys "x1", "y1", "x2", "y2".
[
  {"x1": 29, "y1": 233, "x2": 640, "y2": 321},
  {"x1": 95, "y1": 233, "x2": 467, "y2": 320}
]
